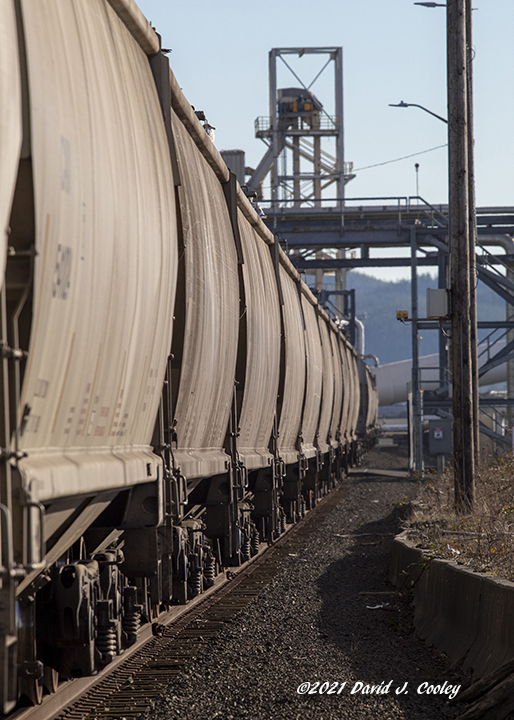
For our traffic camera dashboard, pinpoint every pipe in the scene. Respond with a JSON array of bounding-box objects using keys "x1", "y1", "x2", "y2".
[
  {"x1": 373, "y1": 346, "x2": 507, "y2": 406},
  {"x1": 354, "y1": 317, "x2": 365, "y2": 356}
]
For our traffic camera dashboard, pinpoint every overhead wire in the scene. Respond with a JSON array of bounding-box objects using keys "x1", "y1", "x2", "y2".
[{"x1": 353, "y1": 143, "x2": 448, "y2": 172}]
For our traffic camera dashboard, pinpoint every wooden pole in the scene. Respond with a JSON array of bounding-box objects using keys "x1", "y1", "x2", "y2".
[
  {"x1": 447, "y1": 0, "x2": 475, "y2": 510},
  {"x1": 465, "y1": 0, "x2": 479, "y2": 466},
  {"x1": 411, "y1": 226, "x2": 423, "y2": 473}
]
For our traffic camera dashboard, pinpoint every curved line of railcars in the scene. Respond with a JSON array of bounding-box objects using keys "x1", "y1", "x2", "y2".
[{"x1": 0, "y1": 0, "x2": 378, "y2": 711}]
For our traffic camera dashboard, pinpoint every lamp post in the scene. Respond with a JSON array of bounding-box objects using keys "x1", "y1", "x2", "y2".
[{"x1": 389, "y1": 100, "x2": 447, "y2": 475}]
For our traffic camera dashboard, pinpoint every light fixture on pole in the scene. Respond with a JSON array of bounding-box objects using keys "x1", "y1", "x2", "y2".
[
  {"x1": 388, "y1": 101, "x2": 448, "y2": 474},
  {"x1": 414, "y1": 3, "x2": 477, "y2": 8},
  {"x1": 389, "y1": 101, "x2": 448, "y2": 124}
]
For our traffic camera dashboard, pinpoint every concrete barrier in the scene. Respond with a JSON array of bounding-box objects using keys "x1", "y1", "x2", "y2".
[
  {"x1": 390, "y1": 534, "x2": 514, "y2": 679},
  {"x1": 464, "y1": 575, "x2": 514, "y2": 677},
  {"x1": 388, "y1": 531, "x2": 428, "y2": 590}
]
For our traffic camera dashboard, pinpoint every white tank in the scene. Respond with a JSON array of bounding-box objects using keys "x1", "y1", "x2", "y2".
[{"x1": 373, "y1": 348, "x2": 507, "y2": 406}]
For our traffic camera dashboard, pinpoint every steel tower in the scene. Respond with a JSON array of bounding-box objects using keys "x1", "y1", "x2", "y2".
[{"x1": 247, "y1": 47, "x2": 353, "y2": 208}]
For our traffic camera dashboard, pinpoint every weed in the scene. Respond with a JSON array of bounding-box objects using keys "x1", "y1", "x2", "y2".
[{"x1": 406, "y1": 453, "x2": 514, "y2": 580}]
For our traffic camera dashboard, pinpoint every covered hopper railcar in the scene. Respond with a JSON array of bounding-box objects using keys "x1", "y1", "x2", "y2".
[{"x1": 0, "y1": 0, "x2": 377, "y2": 711}]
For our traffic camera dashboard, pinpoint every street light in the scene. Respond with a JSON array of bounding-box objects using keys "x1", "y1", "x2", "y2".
[
  {"x1": 389, "y1": 101, "x2": 448, "y2": 124},
  {"x1": 414, "y1": 3, "x2": 477, "y2": 8},
  {"x1": 388, "y1": 100, "x2": 447, "y2": 475}
]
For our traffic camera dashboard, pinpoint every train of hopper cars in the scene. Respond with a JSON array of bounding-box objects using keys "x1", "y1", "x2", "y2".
[{"x1": 0, "y1": 0, "x2": 378, "y2": 712}]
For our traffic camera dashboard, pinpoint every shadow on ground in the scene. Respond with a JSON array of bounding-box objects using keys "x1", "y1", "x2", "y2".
[{"x1": 315, "y1": 470, "x2": 466, "y2": 719}]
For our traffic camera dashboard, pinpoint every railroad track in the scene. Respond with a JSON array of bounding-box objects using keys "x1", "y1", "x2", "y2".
[{"x1": 12, "y1": 483, "x2": 347, "y2": 720}]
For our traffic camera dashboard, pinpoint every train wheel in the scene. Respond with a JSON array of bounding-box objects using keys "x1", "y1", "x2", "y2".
[
  {"x1": 42, "y1": 667, "x2": 59, "y2": 695},
  {"x1": 18, "y1": 601, "x2": 43, "y2": 705},
  {"x1": 20, "y1": 678, "x2": 43, "y2": 706}
]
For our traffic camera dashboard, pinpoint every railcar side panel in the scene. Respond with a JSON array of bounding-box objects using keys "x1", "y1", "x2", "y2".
[
  {"x1": 356, "y1": 360, "x2": 378, "y2": 444},
  {"x1": 366, "y1": 366, "x2": 378, "y2": 432},
  {"x1": 357, "y1": 358, "x2": 368, "y2": 438},
  {"x1": 316, "y1": 316, "x2": 334, "y2": 455},
  {"x1": 348, "y1": 347, "x2": 361, "y2": 441},
  {"x1": 329, "y1": 328, "x2": 343, "y2": 449},
  {"x1": 346, "y1": 346, "x2": 356, "y2": 442},
  {"x1": 0, "y1": 1, "x2": 22, "y2": 289},
  {"x1": 300, "y1": 293, "x2": 323, "y2": 458},
  {"x1": 372, "y1": 374, "x2": 379, "y2": 428},
  {"x1": 17, "y1": 0, "x2": 177, "y2": 501},
  {"x1": 366, "y1": 369, "x2": 373, "y2": 430},
  {"x1": 170, "y1": 108, "x2": 239, "y2": 481},
  {"x1": 237, "y1": 215, "x2": 281, "y2": 470},
  {"x1": 338, "y1": 337, "x2": 350, "y2": 445},
  {"x1": 277, "y1": 267, "x2": 305, "y2": 465}
]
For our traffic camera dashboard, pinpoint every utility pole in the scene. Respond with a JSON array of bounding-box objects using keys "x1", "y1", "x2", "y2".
[
  {"x1": 465, "y1": 0, "x2": 479, "y2": 466},
  {"x1": 411, "y1": 226, "x2": 423, "y2": 473},
  {"x1": 447, "y1": 0, "x2": 475, "y2": 510}
]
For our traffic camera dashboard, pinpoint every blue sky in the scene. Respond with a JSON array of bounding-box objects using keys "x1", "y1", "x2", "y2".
[{"x1": 137, "y1": 0, "x2": 514, "y2": 278}]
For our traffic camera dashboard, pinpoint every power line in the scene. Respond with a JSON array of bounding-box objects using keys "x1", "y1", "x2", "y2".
[{"x1": 354, "y1": 143, "x2": 447, "y2": 172}]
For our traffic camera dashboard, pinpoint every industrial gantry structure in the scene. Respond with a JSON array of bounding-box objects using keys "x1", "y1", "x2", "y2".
[
  {"x1": 222, "y1": 46, "x2": 514, "y2": 473},
  {"x1": 246, "y1": 47, "x2": 353, "y2": 207},
  {"x1": 272, "y1": 199, "x2": 514, "y2": 471}
]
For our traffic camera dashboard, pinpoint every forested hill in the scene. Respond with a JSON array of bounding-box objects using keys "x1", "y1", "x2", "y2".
[{"x1": 345, "y1": 271, "x2": 505, "y2": 365}]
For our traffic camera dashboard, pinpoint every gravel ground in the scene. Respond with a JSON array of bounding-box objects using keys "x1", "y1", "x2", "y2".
[{"x1": 151, "y1": 468, "x2": 467, "y2": 720}]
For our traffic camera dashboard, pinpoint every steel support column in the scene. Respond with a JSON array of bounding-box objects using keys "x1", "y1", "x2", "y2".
[{"x1": 269, "y1": 48, "x2": 278, "y2": 226}]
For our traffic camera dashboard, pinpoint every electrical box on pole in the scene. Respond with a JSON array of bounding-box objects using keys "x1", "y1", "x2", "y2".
[{"x1": 426, "y1": 288, "x2": 449, "y2": 319}]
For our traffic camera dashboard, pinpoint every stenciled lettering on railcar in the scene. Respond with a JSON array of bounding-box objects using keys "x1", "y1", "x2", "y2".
[
  {"x1": 52, "y1": 244, "x2": 72, "y2": 300},
  {"x1": 33, "y1": 378, "x2": 49, "y2": 398},
  {"x1": 64, "y1": 406, "x2": 76, "y2": 435},
  {"x1": 144, "y1": 367, "x2": 157, "y2": 409},
  {"x1": 86, "y1": 410, "x2": 96, "y2": 436},
  {"x1": 110, "y1": 397, "x2": 128, "y2": 438},
  {"x1": 86, "y1": 397, "x2": 101, "y2": 436}
]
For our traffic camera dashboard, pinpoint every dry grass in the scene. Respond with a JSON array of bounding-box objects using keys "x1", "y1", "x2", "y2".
[{"x1": 407, "y1": 453, "x2": 514, "y2": 580}]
